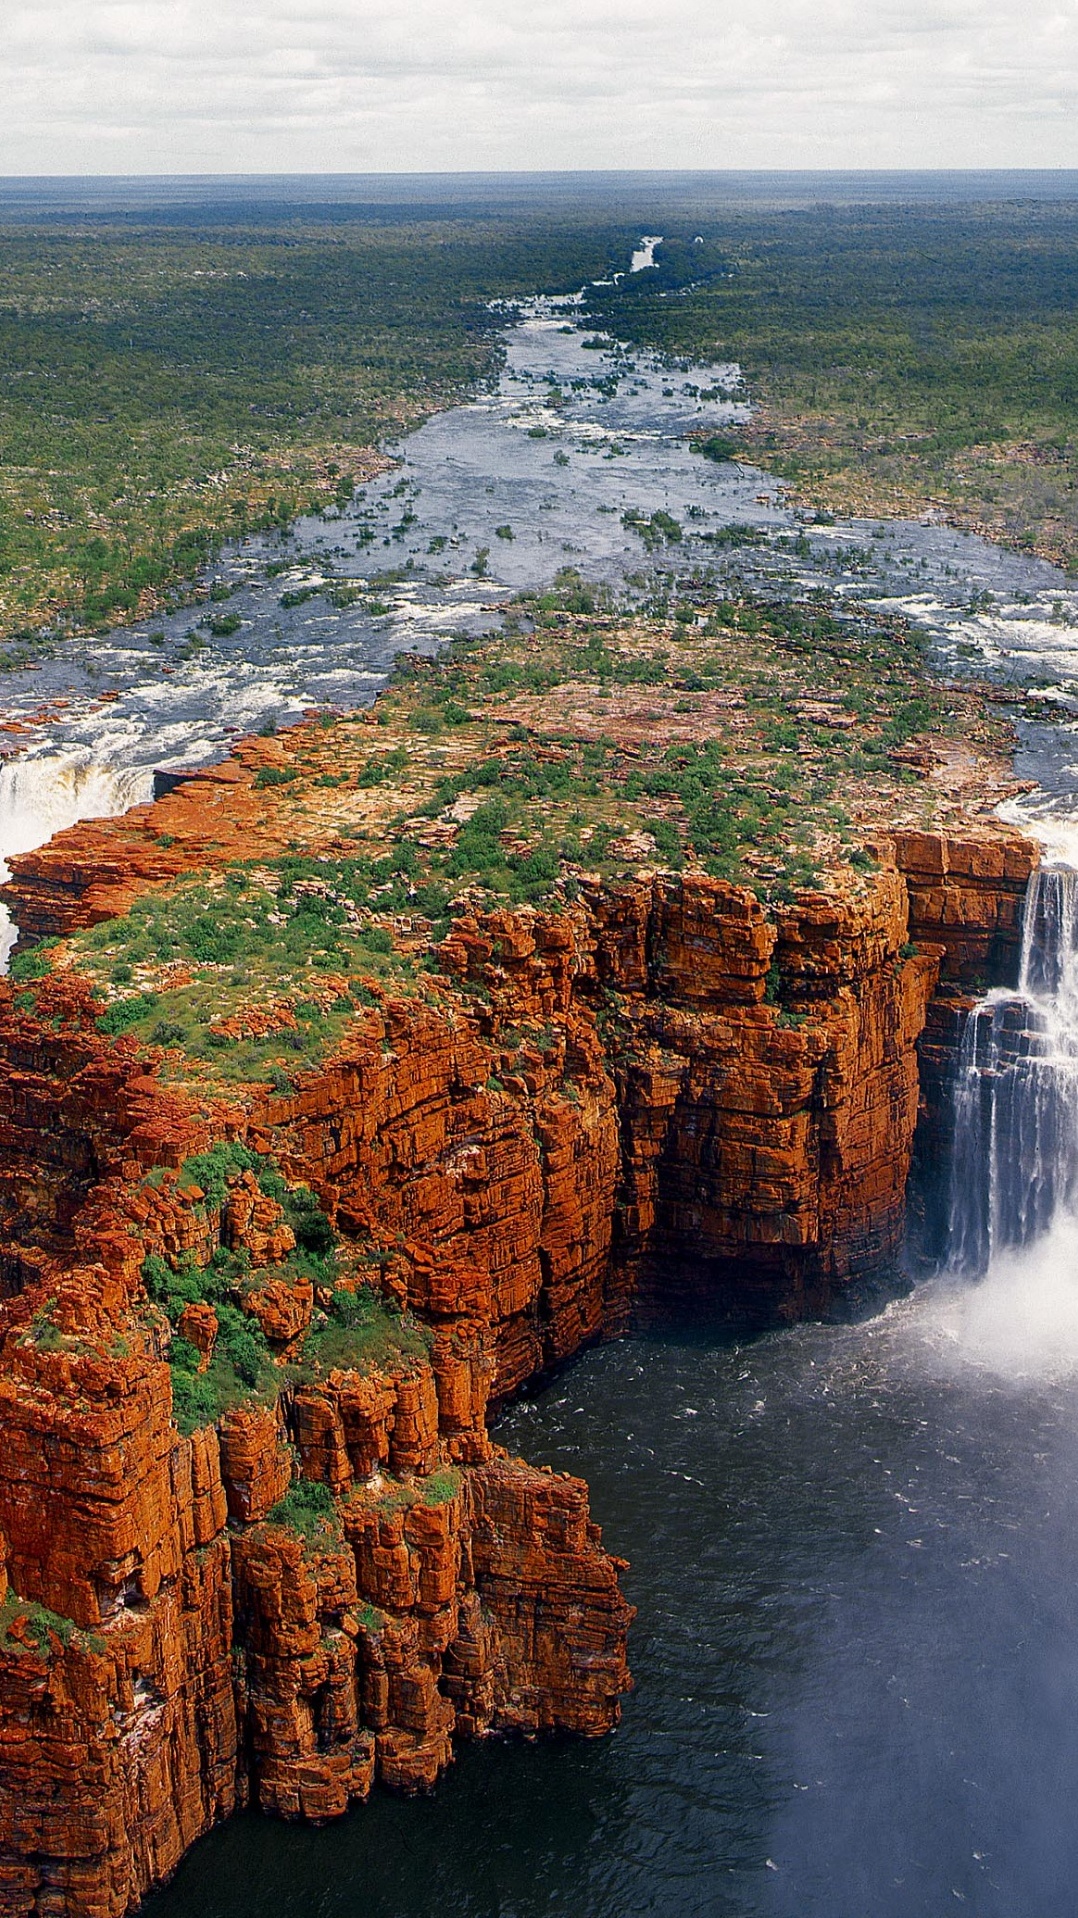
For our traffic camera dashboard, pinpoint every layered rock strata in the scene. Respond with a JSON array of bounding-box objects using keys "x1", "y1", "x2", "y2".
[
  {"x1": 0, "y1": 1024, "x2": 631, "y2": 1914},
  {"x1": 0, "y1": 743, "x2": 1040, "y2": 1913}
]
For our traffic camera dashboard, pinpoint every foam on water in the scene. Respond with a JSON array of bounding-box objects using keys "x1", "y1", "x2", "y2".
[{"x1": 923, "y1": 1216, "x2": 1078, "y2": 1383}]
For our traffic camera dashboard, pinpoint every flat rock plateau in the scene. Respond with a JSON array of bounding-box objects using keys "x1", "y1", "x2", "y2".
[{"x1": 0, "y1": 589, "x2": 1040, "y2": 1914}]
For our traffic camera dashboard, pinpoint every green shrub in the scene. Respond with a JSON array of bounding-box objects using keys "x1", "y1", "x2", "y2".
[
  {"x1": 8, "y1": 946, "x2": 52, "y2": 982},
  {"x1": 649, "y1": 819, "x2": 684, "y2": 868},
  {"x1": 150, "y1": 1019, "x2": 188, "y2": 1046},
  {"x1": 268, "y1": 1479, "x2": 339, "y2": 1538},
  {"x1": 282, "y1": 1185, "x2": 335, "y2": 1256},
  {"x1": 357, "y1": 925, "x2": 394, "y2": 956},
  {"x1": 299, "y1": 1284, "x2": 430, "y2": 1378},
  {"x1": 180, "y1": 1142, "x2": 258, "y2": 1208},
  {"x1": 214, "y1": 1304, "x2": 267, "y2": 1386},
  {"x1": 165, "y1": 1309, "x2": 277, "y2": 1435},
  {"x1": 693, "y1": 434, "x2": 740, "y2": 463},
  {"x1": 0, "y1": 1592, "x2": 77, "y2": 1660},
  {"x1": 422, "y1": 1468, "x2": 461, "y2": 1507},
  {"x1": 97, "y1": 993, "x2": 158, "y2": 1036}
]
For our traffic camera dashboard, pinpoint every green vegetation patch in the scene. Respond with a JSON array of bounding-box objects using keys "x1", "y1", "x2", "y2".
[
  {"x1": 141, "y1": 1146, "x2": 427, "y2": 1432},
  {"x1": 0, "y1": 1591, "x2": 104, "y2": 1662},
  {"x1": 364, "y1": 582, "x2": 973, "y2": 899},
  {"x1": 74, "y1": 854, "x2": 427, "y2": 1083},
  {"x1": 142, "y1": 1146, "x2": 342, "y2": 1432},
  {"x1": 0, "y1": 211, "x2": 621, "y2": 641},
  {"x1": 621, "y1": 508, "x2": 683, "y2": 548},
  {"x1": 584, "y1": 202, "x2": 1078, "y2": 566},
  {"x1": 297, "y1": 1283, "x2": 432, "y2": 1380},
  {"x1": 146, "y1": 1248, "x2": 282, "y2": 1435},
  {"x1": 421, "y1": 1466, "x2": 462, "y2": 1507},
  {"x1": 173, "y1": 1141, "x2": 334, "y2": 1255},
  {"x1": 267, "y1": 1479, "x2": 341, "y2": 1542}
]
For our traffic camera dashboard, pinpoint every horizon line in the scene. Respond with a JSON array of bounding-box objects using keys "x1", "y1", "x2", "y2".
[{"x1": 2, "y1": 166, "x2": 1078, "y2": 180}]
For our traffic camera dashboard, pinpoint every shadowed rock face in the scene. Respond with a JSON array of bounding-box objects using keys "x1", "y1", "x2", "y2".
[{"x1": 0, "y1": 728, "x2": 1038, "y2": 1915}]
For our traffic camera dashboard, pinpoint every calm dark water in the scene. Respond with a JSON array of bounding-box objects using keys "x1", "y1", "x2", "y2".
[{"x1": 147, "y1": 1293, "x2": 1078, "y2": 1918}]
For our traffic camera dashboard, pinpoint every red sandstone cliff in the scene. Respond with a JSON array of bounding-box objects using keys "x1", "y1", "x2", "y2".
[
  {"x1": 0, "y1": 1049, "x2": 632, "y2": 1913},
  {"x1": 0, "y1": 766, "x2": 1040, "y2": 1912}
]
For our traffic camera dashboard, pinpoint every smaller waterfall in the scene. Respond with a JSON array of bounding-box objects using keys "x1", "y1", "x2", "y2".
[
  {"x1": 0, "y1": 750, "x2": 155, "y2": 967},
  {"x1": 949, "y1": 866, "x2": 1078, "y2": 1273}
]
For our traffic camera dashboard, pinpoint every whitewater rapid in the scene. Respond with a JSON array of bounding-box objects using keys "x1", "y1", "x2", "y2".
[{"x1": 2, "y1": 233, "x2": 1077, "y2": 980}]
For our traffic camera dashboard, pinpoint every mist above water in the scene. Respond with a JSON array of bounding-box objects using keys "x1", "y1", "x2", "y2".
[{"x1": 921, "y1": 1217, "x2": 1078, "y2": 1383}]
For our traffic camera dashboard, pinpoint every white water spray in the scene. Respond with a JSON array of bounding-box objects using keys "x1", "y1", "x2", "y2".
[
  {"x1": 931, "y1": 862, "x2": 1078, "y2": 1379},
  {"x1": 949, "y1": 866, "x2": 1078, "y2": 1274},
  {"x1": 0, "y1": 749, "x2": 154, "y2": 967},
  {"x1": 629, "y1": 235, "x2": 663, "y2": 273}
]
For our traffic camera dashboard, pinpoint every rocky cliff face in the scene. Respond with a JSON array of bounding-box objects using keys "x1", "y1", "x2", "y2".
[
  {"x1": 0, "y1": 716, "x2": 1040, "y2": 1913},
  {"x1": 0, "y1": 1013, "x2": 632, "y2": 1913}
]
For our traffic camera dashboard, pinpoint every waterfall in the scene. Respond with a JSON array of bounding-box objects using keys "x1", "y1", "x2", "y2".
[
  {"x1": 949, "y1": 865, "x2": 1078, "y2": 1273},
  {"x1": 0, "y1": 750, "x2": 155, "y2": 968}
]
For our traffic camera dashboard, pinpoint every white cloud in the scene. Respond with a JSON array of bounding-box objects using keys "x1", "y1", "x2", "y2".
[{"x1": 0, "y1": 0, "x2": 1075, "y2": 172}]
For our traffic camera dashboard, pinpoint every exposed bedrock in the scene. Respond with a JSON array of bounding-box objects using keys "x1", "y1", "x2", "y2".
[{"x1": 0, "y1": 812, "x2": 1038, "y2": 1913}]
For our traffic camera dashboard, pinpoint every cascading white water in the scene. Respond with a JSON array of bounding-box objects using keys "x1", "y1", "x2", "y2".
[
  {"x1": 0, "y1": 750, "x2": 154, "y2": 967},
  {"x1": 949, "y1": 864, "x2": 1078, "y2": 1274}
]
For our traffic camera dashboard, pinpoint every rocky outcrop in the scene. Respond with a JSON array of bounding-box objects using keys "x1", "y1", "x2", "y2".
[
  {"x1": 890, "y1": 825, "x2": 1037, "y2": 990},
  {"x1": 603, "y1": 869, "x2": 940, "y2": 1321},
  {"x1": 0, "y1": 1139, "x2": 631, "y2": 1916},
  {"x1": 0, "y1": 787, "x2": 1041, "y2": 1914},
  {"x1": 1, "y1": 739, "x2": 299, "y2": 948}
]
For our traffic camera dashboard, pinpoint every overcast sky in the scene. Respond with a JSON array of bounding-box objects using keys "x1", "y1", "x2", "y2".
[{"x1": 2, "y1": 0, "x2": 1075, "y2": 175}]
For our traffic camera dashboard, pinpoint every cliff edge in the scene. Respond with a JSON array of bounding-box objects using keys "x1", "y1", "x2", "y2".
[{"x1": 0, "y1": 592, "x2": 1039, "y2": 1913}]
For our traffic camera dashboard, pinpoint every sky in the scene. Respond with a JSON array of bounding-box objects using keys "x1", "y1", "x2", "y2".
[{"x1": 2, "y1": 0, "x2": 1076, "y2": 176}]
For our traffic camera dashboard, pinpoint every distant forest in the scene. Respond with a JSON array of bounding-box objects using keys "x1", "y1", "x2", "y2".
[{"x1": 0, "y1": 189, "x2": 1074, "y2": 646}]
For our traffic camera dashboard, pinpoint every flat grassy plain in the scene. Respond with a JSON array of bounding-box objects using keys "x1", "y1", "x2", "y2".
[
  {"x1": 0, "y1": 214, "x2": 621, "y2": 642},
  {"x1": 585, "y1": 201, "x2": 1078, "y2": 567},
  {"x1": 1, "y1": 188, "x2": 1073, "y2": 647}
]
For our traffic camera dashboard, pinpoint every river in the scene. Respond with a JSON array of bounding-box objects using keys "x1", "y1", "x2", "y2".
[{"x1": 7, "y1": 245, "x2": 1078, "y2": 1916}]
